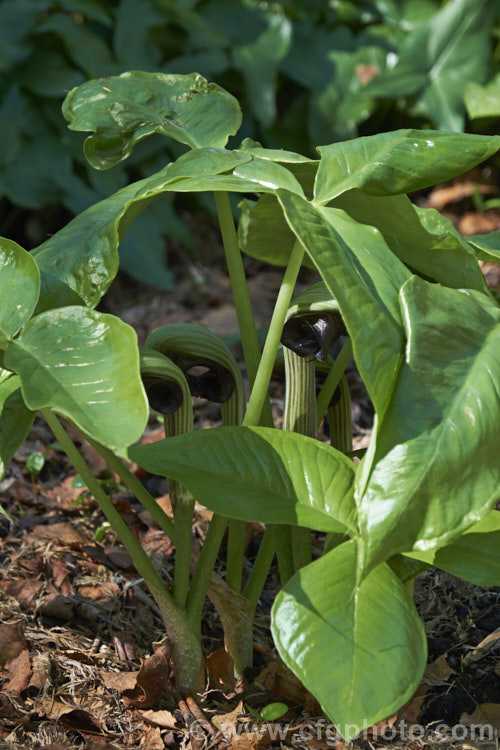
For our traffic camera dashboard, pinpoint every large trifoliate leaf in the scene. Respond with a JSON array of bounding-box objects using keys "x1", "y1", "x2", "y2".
[
  {"x1": 0, "y1": 238, "x2": 40, "y2": 345},
  {"x1": 314, "y1": 130, "x2": 500, "y2": 204},
  {"x1": 129, "y1": 426, "x2": 357, "y2": 534},
  {"x1": 358, "y1": 277, "x2": 500, "y2": 576},
  {"x1": 276, "y1": 190, "x2": 410, "y2": 420},
  {"x1": 272, "y1": 539, "x2": 427, "y2": 741},
  {"x1": 4, "y1": 307, "x2": 148, "y2": 455},
  {"x1": 405, "y1": 511, "x2": 500, "y2": 587},
  {"x1": 331, "y1": 191, "x2": 487, "y2": 293},
  {"x1": 31, "y1": 149, "x2": 253, "y2": 310},
  {"x1": 63, "y1": 71, "x2": 242, "y2": 169},
  {"x1": 0, "y1": 374, "x2": 35, "y2": 480}
]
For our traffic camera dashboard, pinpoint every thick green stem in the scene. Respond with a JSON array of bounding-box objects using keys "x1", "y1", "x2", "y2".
[
  {"x1": 328, "y1": 375, "x2": 352, "y2": 454},
  {"x1": 243, "y1": 240, "x2": 305, "y2": 427},
  {"x1": 88, "y1": 439, "x2": 176, "y2": 544},
  {"x1": 283, "y1": 350, "x2": 314, "y2": 573},
  {"x1": 165, "y1": 413, "x2": 194, "y2": 609},
  {"x1": 41, "y1": 409, "x2": 201, "y2": 691},
  {"x1": 214, "y1": 192, "x2": 267, "y2": 398},
  {"x1": 323, "y1": 377, "x2": 353, "y2": 555},
  {"x1": 243, "y1": 525, "x2": 276, "y2": 610},
  {"x1": 186, "y1": 514, "x2": 229, "y2": 635},
  {"x1": 316, "y1": 338, "x2": 353, "y2": 431},
  {"x1": 221, "y1": 380, "x2": 246, "y2": 593}
]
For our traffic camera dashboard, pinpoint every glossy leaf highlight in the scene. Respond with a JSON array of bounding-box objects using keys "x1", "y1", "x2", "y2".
[
  {"x1": 129, "y1": 426, "x2": 357, "y2": 533},
  {"x1": 272, "y1": 540, "x2": 427, "y2": 741},
  {"x1": 5, "y1": 307, "x2": 148, "y2": 454}
]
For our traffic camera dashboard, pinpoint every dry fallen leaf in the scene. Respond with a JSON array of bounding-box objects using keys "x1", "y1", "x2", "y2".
[
  {"x1": 212, "y1": 699, "x2": 245, "y2": 738},
  {"x1": 460, "y1": 703, "x2": 500, "y2": 731},
  {"x1": 254, "y1": 658, "x2": 321, "y2": 714},
  {"x1": 426, "y1": 181, "x2": 496, "y2": 210},
  {"x1": 40, "y1": 700, "x2": 102, "y2": 733},
  {"x1": 141, "y1": 725, "x2": 164, "y2": 750},
  {"x1": 101, "y1": 670, "x2": 139, "y2": 692},
  {"x1": 122, "y1": 644, "x2": 170, "y2": 709},
  {"x1": 422, "y1": 653, "x2": 454, "y2": 684},
  {"x1": 0, "y1": 623, "x2": 27, "y2": 667},
  {"x1": 3, "y1": 648, "x2": 31, "y2": 693},
  {"x1": 26, "y1": 521, "x2": 85, "y2": 548},
  {"x1": 205, "y1": 647, "x2": 236, "y2": 691},
  {"x1": 458, "y1": 212, "x2": 500, "y2": 236},
  {"x1": 140, "y1": 709, "x2": 178, "y2": 729}
]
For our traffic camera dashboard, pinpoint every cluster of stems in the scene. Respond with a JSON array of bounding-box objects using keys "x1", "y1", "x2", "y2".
[{"x1": 41, "y1": 190, "x2": 353, "y2": 693}]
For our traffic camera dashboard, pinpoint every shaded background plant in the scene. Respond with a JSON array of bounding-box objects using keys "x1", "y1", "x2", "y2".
[{"x1": 1, "y1": 0, "x2": 499, "y2": 288}]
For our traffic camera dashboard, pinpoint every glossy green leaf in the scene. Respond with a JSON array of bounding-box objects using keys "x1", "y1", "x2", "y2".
[
  {"x1": 276, "y1": 190, "x2": 410, "y2": 419},
  {"x1": 465, "y1": 74, "x2": 500, "y2": 119},
  {"x1": 4, "y1": 307, "x2": 148, "y2": 455},
  {"x1": 31, "y1": 149, "x2": 252, "y2": 310},
  {"x1": 466, "y1": 231, "x2": 500, "y2": 264},
  {"x1": 314, "y1": 130, "x2": 500, "y2": 204},
  {"x1": 358, "y1": 276, "x2": 500, "y2": 575},
  {"x1": 129, "y1": 426, "x2": 357, "y2": 534},
  {"x1": 238, "y1": 195, "x2": 314, "y2": 268},
  {"x1": 331, "y1": 191, "x2": 487, "y2": 292},
  {"x1": 232, "y1": 158, "x2": 303, "y2": 195},
  {"x1": 405, "y1": 511, "x2": 500, "y2": 586},
  {"x1": 63, "y1": 71, "x2": 242, "y2": 169},
  {"x1": 0, "y1": 374, "x2": 35, "y2": 480},
  {"x1": 0, "y1": 238, "x2": 40, "y2": 345},
  {"x1": 272, "y1": 540, "x2": 427, "y2": 741}
]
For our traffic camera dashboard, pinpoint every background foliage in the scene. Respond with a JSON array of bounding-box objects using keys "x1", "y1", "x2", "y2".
[{"x1": 1, "y1": 0, "x2": 499, "y2": 286}]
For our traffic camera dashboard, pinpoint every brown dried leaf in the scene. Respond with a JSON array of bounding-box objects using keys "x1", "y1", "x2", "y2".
[
  {"x1": 212, "y1": 699, "x2": 245, "y2": 736},
  {"x1": 397, "y1": 693, "x2": 427, "y2": 723},
  {"x1": 0, "y1": 623, "x2": 27, "y2": 667},
  {"x1": 458, "y1": 212, "x2": 500, "y2": 236},
  {"x1": 51, "y1": 558, "x2": 73, "y2": 596},
  {"x1": 205, "y1": 647, "x2": 236, "y2": 691},
  {"x1": 481, "y1": 261, "x2": 500, "y2": 290},
  {"x1": 40, "y1": 699, "x2": 101, "y2": 732},
  {"x1": 4, "y1": 648, "x2": 31, "y2": 693},
  {"x1": 140, "y1": 709, "x2": 178, "y2": 729},
  {"x1": 77, "y1": 581, "x2": 120, "y2": 607},
  {"x1": 101, "y1": 671, "x2": 139, "y2": 692},
  {"x1": 254, "y1": 659, "x2": 321, "y2": 714},
  {"x1": 422, "y1": 653, "x2": 454, "y2": 684},
  {"x1": 1, "y1": 579, "x2": 44, "y2": 610},
  {"x1": 44, "y1": 475, "x2": 94, "y2": 510},
  {"x1": 142, "y1": 725, "x2": 165, "y2": 750},
  {"x1": 461, "y1": 703, "x2": 500, "y2": 730},
  {"x1": 426, "y1": 181, "x2": 496, "y2": 210},
  {"x1": 26, "y1": 521, "x2": 85, "y2": 548},
  {"x1": 122, "y1": 644, "x2": 170, "y2": 708}
]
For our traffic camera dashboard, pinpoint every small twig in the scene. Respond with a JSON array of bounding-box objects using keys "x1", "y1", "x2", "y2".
[
  {"x1": 177, "y1": 698, "x2": 203, "y2": 750},
  {"x1": 186, "y1": 696, "x2": 219, "y2": 739}
]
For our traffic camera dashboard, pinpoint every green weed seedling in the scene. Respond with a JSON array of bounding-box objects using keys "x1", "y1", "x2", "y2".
[{"x1": 0, "y1": 71, "x2": 499, "y2": 740}]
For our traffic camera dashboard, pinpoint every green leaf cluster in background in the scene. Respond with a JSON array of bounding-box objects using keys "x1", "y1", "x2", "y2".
[{"x1": 1, "y1": 0, "x2": 499, "y2": 288}]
